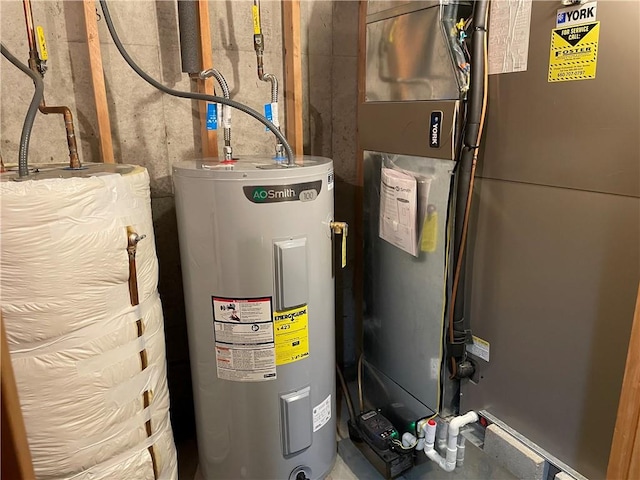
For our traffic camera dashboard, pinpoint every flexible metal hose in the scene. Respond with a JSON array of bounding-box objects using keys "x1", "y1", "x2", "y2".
[
  {"x1": 1, "y1": 43, "x2": 44, "y2": 177},
  {"x1": 262, "y1": 73, "x2": 278, "y2": 104},
  {"x1": 99, "y1": 0, "x2": 294, "y2": 164},
  {"x1": 200, "y1": 68, "x2": 231, "y2": 146},
  {"x1": 201, "y1": 69, "x2": 230, "y2": 98}
]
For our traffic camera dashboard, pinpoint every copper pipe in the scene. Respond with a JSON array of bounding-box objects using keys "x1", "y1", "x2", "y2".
[
  {"x1": 23, "y1": 0, "x2": 81, "y2": 170},
  {"x1": 22, "y1": 0, "x2": 38, "y2": 71},
  {"x1": 38, "y1": 104, "x2": 81, "y2": 168},
  {"x1": 126, "y1": 228, "x2": 159, "y2": 480}
]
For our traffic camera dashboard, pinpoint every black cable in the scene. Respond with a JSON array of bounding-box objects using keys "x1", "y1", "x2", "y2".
[
  {"x1": 1, "y1": 43, "x2": 44, "y2": 178},
  {"x1": 336, "y1": 364, "x2": 357, "y2": 423},
  {"x1": 98, "y1": 0, "x2": 294, "y2": 164}
]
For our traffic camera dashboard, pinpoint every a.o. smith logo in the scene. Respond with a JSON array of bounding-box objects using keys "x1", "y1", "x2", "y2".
[{"x1": 243, "y1": 180, "x2": 322, "y2": 204}]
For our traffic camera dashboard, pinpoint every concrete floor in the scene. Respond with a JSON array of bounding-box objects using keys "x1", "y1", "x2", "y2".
[
  {"x1": 178, "y1": 435, "x2": 515, "y2": 480},
  {"x1": 176, "y1": 391, "x2": 517, "y2": 480}
]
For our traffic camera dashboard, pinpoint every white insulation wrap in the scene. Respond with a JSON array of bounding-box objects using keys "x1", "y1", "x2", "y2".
[{"x1": 0, "y1": 167, "x2": 178, "y2": 480}]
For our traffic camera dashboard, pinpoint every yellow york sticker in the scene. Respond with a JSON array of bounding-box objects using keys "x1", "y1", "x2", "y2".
[
  {"x1": 549, "y1": 21, "x2": 599, "y2": 82},
  {"x1": 252, "y1": 5, "x2": 261, "y2": 35},
  {"x1": 36, "y1": 26, "x2": 48, "y2": 61},
  {"x1": 274, "y1": 304, "x2": 309, "y2": 366}
]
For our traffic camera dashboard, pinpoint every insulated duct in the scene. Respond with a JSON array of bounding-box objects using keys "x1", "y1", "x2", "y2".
[{"x1": 177, "y1": 0, "x2": 201, "y2": 74}]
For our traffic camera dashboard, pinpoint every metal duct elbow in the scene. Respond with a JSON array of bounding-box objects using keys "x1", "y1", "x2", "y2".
[{"x1": 177, "y1": 0, "x2": 201, "y2": 74}]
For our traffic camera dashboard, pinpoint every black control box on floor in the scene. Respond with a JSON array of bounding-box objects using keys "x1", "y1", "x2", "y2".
[{"x1": 348, "y1": 413, "x2": 413, "y2": 479}]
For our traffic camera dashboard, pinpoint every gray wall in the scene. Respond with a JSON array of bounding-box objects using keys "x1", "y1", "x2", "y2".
[
  {"x1": 0, "y1": 0, "x2": 359, "y2": 439},
  {"x1": 461, "y1": 1, "x2": 640, "y2": 478}
]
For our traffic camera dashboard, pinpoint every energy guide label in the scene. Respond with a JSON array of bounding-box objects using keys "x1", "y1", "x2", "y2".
[
  {"x1": 274, "y1": 304, "x2": 310, "y2": 366},
  {"x1": 212, "y1": 296, "x2": 276, "y2": 381}
]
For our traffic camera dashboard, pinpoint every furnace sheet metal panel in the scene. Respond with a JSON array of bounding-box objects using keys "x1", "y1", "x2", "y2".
[
  {"x1": 363, "y1": 152, "x2": 452, "y2": 416},
  {"x1": 461, "y1": 1, "x2": 640, "y2": 478}
]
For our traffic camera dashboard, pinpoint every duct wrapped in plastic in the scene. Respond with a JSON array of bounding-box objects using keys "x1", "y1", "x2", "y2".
[{"x1": 0, "y1": 166, "x2": 178, "y2": 480}]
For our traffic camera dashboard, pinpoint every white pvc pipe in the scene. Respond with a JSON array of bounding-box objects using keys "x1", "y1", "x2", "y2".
[
  {"x1": 456, "y1": 435, "x2": 466, "y2": 467},
  {"x1": 436, "y1": 419, "x2": 448, "y2": 452},
  {"x1": 421, "y1": 411, "x2": 478, "y2": 473}
]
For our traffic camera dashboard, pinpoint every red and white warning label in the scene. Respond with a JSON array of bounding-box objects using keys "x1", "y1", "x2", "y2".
[{"x1": 212, "y1": 296, "x2": 276, "y2": 381}]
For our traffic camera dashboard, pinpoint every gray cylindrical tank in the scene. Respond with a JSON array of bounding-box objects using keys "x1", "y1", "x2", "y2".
[{"x1": 173, "y1": 156, "x2": 336, "y2": 480}]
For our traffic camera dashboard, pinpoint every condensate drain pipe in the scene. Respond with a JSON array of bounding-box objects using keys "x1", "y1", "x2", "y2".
[
  {"x1": 405, "y1": 411, "x2": 479, "y2": 473},
  {"x1": 22, "y1": 0, "x2": 81, "y2": 170},
  {"x1": 425, "y1": 412, "x2": 478, "y2": 472},
  {"x1": 251, "y1": 0, "x2": 284, "y2": 159},
  {"x1": 200, "y1": 68, "x2": 233, "y2": 160}
]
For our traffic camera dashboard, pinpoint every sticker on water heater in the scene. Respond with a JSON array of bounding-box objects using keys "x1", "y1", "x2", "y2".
[
  {"x1": 212, "y1": 296, "x2": 277, "y2": 381},
  {"x1": 243, "y1": 181, "x2": 322, "y2": 204},
  {"x1": 274, "y1": 304, "x2": 309, "y2": 366},
  {"x1": 313, "y1": 394, "x2": 332, "y2": 432}
]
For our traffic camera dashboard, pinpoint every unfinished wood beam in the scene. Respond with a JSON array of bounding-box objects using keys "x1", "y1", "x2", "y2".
[
  {"x1": 608, "y1": 285, "x2": 640, "y2": 479},
  {"x1": 196, "y1": 0, "x2": 218, "y2": 158},
  {"x1": 1, "y1": 317, "x2": 35, "y2": 480},
  {"x1": 82, "y1": 0, "x2": 114, "y2": 163},
  {"x1": 282, "y1": 0, "x2": 303, "y2": 156}
]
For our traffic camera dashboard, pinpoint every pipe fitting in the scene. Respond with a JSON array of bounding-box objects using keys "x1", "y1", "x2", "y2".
[
  {"x1": 448, "y1": 411, "x2": 479, "y2": 438},
  {"x1": 420, "y1": 412, "x2": 478, "y2": 473},
  {"x1": 223, "y1": 145, "x2": 233, "y2": 161}
]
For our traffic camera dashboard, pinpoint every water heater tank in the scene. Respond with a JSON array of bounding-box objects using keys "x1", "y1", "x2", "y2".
[{"x1": 173, "y1": 156, "x2": 336, "y2": 480}]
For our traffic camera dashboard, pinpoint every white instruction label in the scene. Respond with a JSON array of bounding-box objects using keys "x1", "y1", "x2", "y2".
[
  {"x1": 212, "y1": 296, "x2": 276, "y2": 381},
  {"x1": 466, "y1": 335, "x2": 490, "y2": 362},
  {"x1": 379, "y1": 167, "x2": 418, "y2": 257},
  {"x1": 313, "y1": 394, "x2": 332, "y2": 432},
  {"x1": 488, "y1": 0, "x2": 533, "y2": 75}
]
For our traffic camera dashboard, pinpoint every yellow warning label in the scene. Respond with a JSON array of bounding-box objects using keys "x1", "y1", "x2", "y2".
[
  {"x1": 252, "y1": 5, "x2": 261, "y2": 35},
  {"x1": 274, "y1": 304, "x2": 309, "y2": 366},
  {"x1": 549, "y1": 21, "x2": 599, "y2": 82}
]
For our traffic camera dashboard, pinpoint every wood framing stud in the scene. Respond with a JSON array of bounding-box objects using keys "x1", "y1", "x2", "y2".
[
  {"x1": 608, "y1": 285, "x2": 640, "y2": 479},
  {"x1": 197, "y1": 0, "x2": 218, "y2": 158},
  {"x1": 282, "y1": 0, "x2": 303, "y2": 156},
  {"x1": 82, "y1": 0, "x2": 114, "y2": 163},
  {"x1": 1, "y1": 316, "x2": 35, "y2": 480}
]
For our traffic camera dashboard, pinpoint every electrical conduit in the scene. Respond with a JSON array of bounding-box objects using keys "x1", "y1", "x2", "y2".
[{"x1": 1, "y1": 44, "x2": 44, "y2": 178}]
